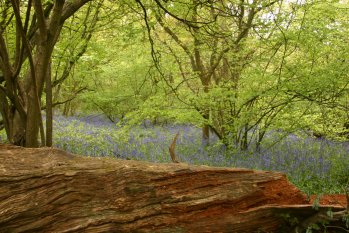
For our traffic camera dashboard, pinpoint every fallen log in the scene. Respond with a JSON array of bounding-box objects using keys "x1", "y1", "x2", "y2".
[{"x1": 0, "y1": 144, "x2": 347, "y2": 232}]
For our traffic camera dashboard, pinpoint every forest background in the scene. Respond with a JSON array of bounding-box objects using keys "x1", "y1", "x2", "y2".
[{"x1": 0, "y1": 0, "x2": 348, "y2": 195}]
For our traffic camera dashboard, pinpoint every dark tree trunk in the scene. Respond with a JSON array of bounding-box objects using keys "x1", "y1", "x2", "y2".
[
  {"x1": 200, "y1": 80, "x2": 210, "y2": 145},
  {"x1": 202, "y1": 128, "x2": 209, "y2": 144},
  {"x1": 0, "y1": 144, "x2": 347, "y2": 232},
  {"x1": 25, "y1": 86, "x2": 41, "y2": 147},
  {"x1": 46, "y1": 60, "x2": 53, "y2": 147}
]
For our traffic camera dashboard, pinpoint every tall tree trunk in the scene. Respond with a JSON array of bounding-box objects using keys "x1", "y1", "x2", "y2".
[
  {"x1": 25, "y1": 86, "x2": 40, "y2": 147},
  {"x1": 201, "y1": 77, "x2": 210, "y2": 145},
  {"x1": 0, "y1": 83, "x2": 27, "y2": 146},
  {"x1": 12, "y1": 110, "x2": 26, "y2": 146},
  {"x1": 241, "y1": 124, "x2": 248, "y2": 151},
  {"x1": 24, "y1": 44, "x2": 50, "y2": 148},
  {"x1": 202, "y1": 111, "x2": 210, "y2": 145},
  {"x1": 46, "y1": 60, "x2": 53, "y2": 147},
  {"x1": 0, "y1": 90, "x2": 11, "y2": 140}
]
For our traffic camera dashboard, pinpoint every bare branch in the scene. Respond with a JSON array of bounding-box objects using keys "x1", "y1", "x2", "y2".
[
  {"x1": 153, "y1": 0, "x2": 201, "y2": 28},
  {"x1": 48, "y1": 0, "x2": 65, "y2": 39},
  {"x1": 42, "y1": 86, "x2": 87, "y2": 110},
  {"x1": 156, "y1": 15, "x2": 195, "y2": 66},
  {"x1": 33, "y1": 0, "x2": 48, "y2": 34},
  {"x1": 61, "y1": 0, "x2": 92, "y2": 23}
]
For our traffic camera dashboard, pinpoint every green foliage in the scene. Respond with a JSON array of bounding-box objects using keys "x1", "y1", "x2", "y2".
[
  {"x1": 12, "y1": 0, "x2": 344, "y2": 185},
  {"x1": 17, "y1": 114, "x2": 345, "y2": 196},
  {"x1": 45, "y1": 1, "x2": 349, "y2": 151}
]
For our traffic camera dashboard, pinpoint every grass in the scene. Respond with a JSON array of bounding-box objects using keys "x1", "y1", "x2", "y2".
[{"x1": 1, "y1": 114, "x2": 348, "y2": 195}]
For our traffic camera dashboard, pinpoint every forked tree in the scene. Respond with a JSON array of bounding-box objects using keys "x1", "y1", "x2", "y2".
[{"x1": 0, "y1": 0, "x2": 92, "y2": 147}]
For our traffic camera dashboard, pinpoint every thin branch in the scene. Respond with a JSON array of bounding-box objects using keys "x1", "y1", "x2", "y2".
[
  {"x1": 61, "y1": 0, "x2": 92, "y2": 23},
  {"x1": 48, "y1": 0, "x2": 64, "y2": 41},
  {"x1": 153, "y1": 0, "x2": 201, "y2": 28},
  {"x1": 33, "y1": 0, "x2": 48, "y2": 34},
  {"x1": 41, "y1": 87, "x2": 87, "y2": 110},
  {"x1": 13, "y1": 0, "x2": 32, "y2": 79},
  {"x1": 134, "y1": 0, "x2": 160, "y2": 69},
  {"x1": 53, "y1": 1, "x2": 102, "y2": 87},
  {"x1": 156, "y1": 15, "x2": 193, "y2": 59}
]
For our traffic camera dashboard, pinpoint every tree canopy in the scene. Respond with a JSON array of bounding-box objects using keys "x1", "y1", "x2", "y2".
[{"x1": 0, "y1": 0, "x2": 348, "y2": 148}]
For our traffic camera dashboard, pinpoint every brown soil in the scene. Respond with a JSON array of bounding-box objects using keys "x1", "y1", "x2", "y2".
[{"x1": 310, "y1": 194, "x2": 348, "y2": 207}]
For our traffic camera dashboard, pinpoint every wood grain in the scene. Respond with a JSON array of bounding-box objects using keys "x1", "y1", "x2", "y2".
[{"x1": 0, "y1": 144, "x2": 346, "y2": 232}]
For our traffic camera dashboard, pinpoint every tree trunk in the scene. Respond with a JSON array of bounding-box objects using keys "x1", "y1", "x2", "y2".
[
  {"x1": 0, "y1": 0, "x2": 89, "y2": 148},
  {"x1": 0, "y1": 144, "x2": 347, "y2": 232},
  {"x1": 201, "y1": 82, "x2": 210, "y2": 145},
  {"x1": 202, "y1": 112, "x2": 210, "y2": 145},
  {"x1": 0, "y1": 88, "x2": 26, "y2": 146},
  {"x1": 46, "y1": 60, "x2": 53, "y2": 147},
  {"x1": 11, "y1": 110, "x2": 26, "y2": 146},
  {"x1": 25, "y1": 86, "x2": 41, "y2": 147}
]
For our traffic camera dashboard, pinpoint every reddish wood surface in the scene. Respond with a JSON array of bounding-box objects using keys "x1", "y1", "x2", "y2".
[
  {"x1": 310, "y1": 194, "x2": 348, "y2": 207},
  {"x1": 0, "y1": 144, "x2": 347, "y2": 232}
]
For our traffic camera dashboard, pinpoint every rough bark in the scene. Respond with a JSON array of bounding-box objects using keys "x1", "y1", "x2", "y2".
[
  {"x1": 0, "y1": 144, "x2": 347, "y2": 233},
  {"x1": 46, "y1": 61, "x2": 53, "y2": 147}
]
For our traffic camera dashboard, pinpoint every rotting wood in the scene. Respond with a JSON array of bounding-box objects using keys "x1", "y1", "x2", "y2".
[
  {"x1": 0, "y1": 144, "x2": 347, "y2": 233},
  {"x1": 169, "y1": 132, "x2": 180, "y2": 163}
]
